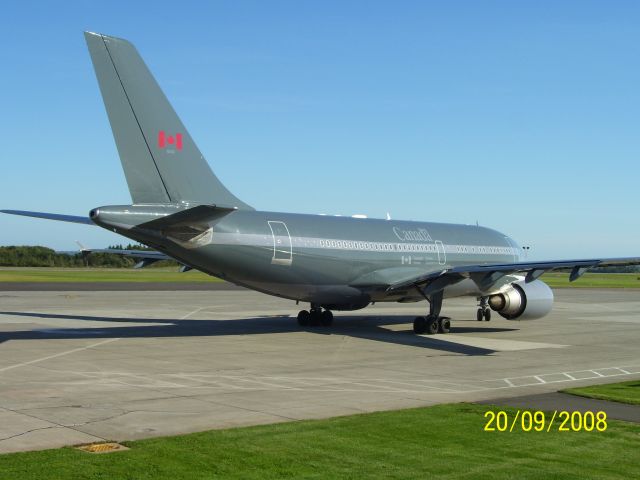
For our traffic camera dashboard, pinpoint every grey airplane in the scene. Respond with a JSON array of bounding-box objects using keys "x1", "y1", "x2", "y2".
[{"x1": 3, "y1": 32, "x2": 639, "y2": 334}]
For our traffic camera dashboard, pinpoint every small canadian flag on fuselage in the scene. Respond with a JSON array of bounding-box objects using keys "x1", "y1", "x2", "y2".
[{"x1": 158, "y1": 131, "x2": 183, "y2": 150}]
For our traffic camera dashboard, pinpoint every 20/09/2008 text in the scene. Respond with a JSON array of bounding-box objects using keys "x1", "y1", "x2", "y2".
[{"x1": 484, "y1": 410, "x2": 607, "y2": 432}]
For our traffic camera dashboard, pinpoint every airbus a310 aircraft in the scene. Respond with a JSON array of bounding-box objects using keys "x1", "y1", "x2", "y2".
[{"x1": 3, "y1": 32, "x2": 639, "y2": 334}]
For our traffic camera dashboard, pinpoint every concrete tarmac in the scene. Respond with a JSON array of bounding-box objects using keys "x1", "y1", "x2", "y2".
[
  {"x1": 0, "y1": 288, "x2": 639, "y2": 453},
  {"x1": 0, "y1": 282, "x2": 241, "y2": 291}
]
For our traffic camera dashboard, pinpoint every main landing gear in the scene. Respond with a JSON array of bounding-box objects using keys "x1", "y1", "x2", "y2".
[
  {"x1": 413, "y1": 291, "x2": 450, "y2": 334},
  {"x1": 413, "y1": 315, "x2": 450, "y2": 335},
  {"x1": 476, "y1": 296, "x2": 491, "y2": 322},
  {"x1": 297, "y1": 304, "x2": 333, "y2": 327}
]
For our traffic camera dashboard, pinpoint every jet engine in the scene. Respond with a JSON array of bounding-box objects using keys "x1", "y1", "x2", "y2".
[{"x1": 488, "y1": 279, "x2": 554, "y2": 320}]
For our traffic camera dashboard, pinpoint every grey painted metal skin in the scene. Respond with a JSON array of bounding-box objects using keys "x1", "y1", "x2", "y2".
[
  {"x1": 84, "y1": 31, "x2": 251, "y2": 209},
  {"x1": 3, "y1": 32, "x2": 640, "y2": 323},
  {"x1": 89, "y1": 204, "x2": 517, "y2": 308}
]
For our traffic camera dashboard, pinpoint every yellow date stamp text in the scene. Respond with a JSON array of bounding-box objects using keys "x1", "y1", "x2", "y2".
[{"x1": 484, "y1": 410, "x2": 607, "y2": 432}]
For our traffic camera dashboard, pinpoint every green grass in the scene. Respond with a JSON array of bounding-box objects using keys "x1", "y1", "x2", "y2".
[
  {"x1": 0, "y1": 268, "x2": 637, "y2": 287},
  {"x1": 0, "y1": 403, "x2": 638, "y2": 479},
  {"x1": 562, "y1": 380, "x2": 640, "y2": 405},
  {"x1": 540, "y1": 272, "x2": 640, "y2": 288},
  {"x1": 0, "y1": 267, "x2": 220, "y2": 283}
]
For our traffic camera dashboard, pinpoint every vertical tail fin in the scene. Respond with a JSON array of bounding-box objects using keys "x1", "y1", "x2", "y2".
[{"x1": 84, "y1": 31, "x2": 253, "y2": 210}]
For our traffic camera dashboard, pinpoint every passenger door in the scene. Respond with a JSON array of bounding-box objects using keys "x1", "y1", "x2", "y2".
[{"x1": 268, "y1": 221, "x2": 293, "y2": 266}]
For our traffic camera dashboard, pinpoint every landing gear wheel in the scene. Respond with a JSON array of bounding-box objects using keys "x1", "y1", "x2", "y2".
[
  {"x1": 309, "y1": 310, "x2": 322, "y2": 326},
  {"x1": 426, "y1": 315, "x2": 439, "y2": 335},
  {"x1": 438, "y1": 317, "x2": 451, "y2": 334},
  {"x1": 320, "y1": 310, "x2": 334, "y2": 327},
  {"x1": 413, "y1": 316, "x2": 427, "y2": 334},
  {"x1": 297, "y1": 310, "x2": 310, "y2": 327},
  {"x1": 477, "y1": 309, "x2": 484, "y2": 322},
  {"x1": 483, "y1": 308, "x2": 491, "y2": 322}
]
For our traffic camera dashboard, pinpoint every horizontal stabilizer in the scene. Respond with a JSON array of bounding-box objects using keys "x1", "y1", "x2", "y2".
[
  {"x1": 78, "y1": 247, "x2": 170, "y2": 261},
  {"x1": 0, "y1": 209, "x2": 93, "y2": 225},
  {"x1": 138, "y1": 205, "x2": 236, "y2": 230}
]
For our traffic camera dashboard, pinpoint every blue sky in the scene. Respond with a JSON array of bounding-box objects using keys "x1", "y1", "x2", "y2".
[{"x1": 1, "y1": 1, "x2": 638, "y2": 259}]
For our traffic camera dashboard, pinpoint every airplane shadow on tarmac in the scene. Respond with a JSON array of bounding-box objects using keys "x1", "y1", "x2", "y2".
[{"x1": 0, "y1": 311, "x2": 518, "y2": 356}]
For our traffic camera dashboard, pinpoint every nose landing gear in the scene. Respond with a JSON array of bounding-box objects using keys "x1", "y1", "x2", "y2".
[{"x1": 477, "y1": 296, "x2": 491, "y2": 321}]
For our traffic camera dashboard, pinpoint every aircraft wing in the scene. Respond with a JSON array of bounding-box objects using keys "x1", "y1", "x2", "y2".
[
  {"x1": 74, "y1": 246, "x2": 186, "y2": 270},
  {"x1": 1, "y1": 209, "x2": 93, "y2": 225},
  {"x1": 355, "y1": 257, "x2": 640, "y2": 295}
]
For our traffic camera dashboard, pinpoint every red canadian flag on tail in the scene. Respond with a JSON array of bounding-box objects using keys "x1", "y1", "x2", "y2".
[{"x1": 158, "y1": 131, "x2": 183, "y2": 150}]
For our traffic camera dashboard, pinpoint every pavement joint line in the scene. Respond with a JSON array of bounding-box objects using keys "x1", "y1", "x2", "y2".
[
  {"x1": 158, "y1": 392, "x2": 303, "y2": 422},
  {"x1": 218, "y1": 375, "x2": 299, "y2": 389},
  {"x1": 162, "y1": 375, "x2": 270, "y2": 390},
  {"x1": 0, "y1": 405, "x2": 109, "y2": 444},
  {"x1": 103, "y1": 370, "x2": 640, "y2": 394},
  {"x1": 0, "y1": 338, "x2": 121, "y2": 373},
  {"x1": 257, "y1": 376, "x2": 326, "y2": 387},
  {"x1": 339, "y1": 378, "x2": 457, "y2": 392},
  {"x1": 72, "y1": 373, "x2": 188, "y2": 389},
  {"x1": 10, "y1": 368, "x2": 639, "y2": 396},
  {"x1": 348, "y1": 381, "x2": 411, "y2": 393},
  {"x1": 180, "y1": 306, "x2": 209, "y2": 320},
  {"x1": 0, "y1": 425, "x2": 61, "y2": 444}
]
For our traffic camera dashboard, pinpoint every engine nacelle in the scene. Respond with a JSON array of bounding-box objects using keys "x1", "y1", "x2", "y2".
[{"x1": 488, "y1": 279, "x2": 554, "y2": 320}]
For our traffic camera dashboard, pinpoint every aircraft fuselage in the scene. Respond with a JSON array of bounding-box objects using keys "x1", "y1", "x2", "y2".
[{"x1": 92, "y1": 206, "x2": 520, "y2": 310}]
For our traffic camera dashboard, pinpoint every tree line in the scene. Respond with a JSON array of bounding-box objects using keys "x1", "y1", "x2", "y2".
[{"x1": 0, "y1": 245, "x2": 177, "y2": 268}]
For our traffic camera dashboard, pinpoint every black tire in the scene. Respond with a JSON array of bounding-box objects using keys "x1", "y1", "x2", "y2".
[
  {"x1": 320, "y1": 310, "x2": 333, "y2": 326},
  {"x1": 484, "y1": 309, "x2": 491, "y2": 322},
  {"x1": 426, "y1": 315, "x2": 439, "y2": 335},
  {"x1": 309, "y1": 311, "x2": 321, "y2": 327},
  {"x1": 413, "y1": 316, "x2": 427, "y2": 334},
  {"x1": 297, "y1": 310, "x2": 310, "y2": 327},
  {"x1": 438, "y1": 317, "x2": 451, "y2": 334},
  {"x1": 476, "y1": 309, "x2": 484, "y2": 322}
]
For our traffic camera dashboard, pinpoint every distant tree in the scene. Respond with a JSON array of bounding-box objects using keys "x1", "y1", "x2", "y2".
[
  {"x1": 589, "y1": 266, "x2": 640, "y2": 273},
  {"x1": 0, "y1": 245, "x2": 179, "y2": 268}
]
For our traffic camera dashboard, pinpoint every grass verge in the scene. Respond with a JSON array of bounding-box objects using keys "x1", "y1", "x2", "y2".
[
  {"x1": 562, "y1": 380, "x2": 640, "y2": 405},
  {"x1": 0, "y1": 268, "x2": 638, "y2": 287},
  {"x1": 540, "y1": 272, "x2": 640, "y2": 288},
  {"x1": 0, "y1": 403, "x2": 638, "y2": 479},
  {"x1": 0, "y1": 268, "x2": 220, "y2": 283}
]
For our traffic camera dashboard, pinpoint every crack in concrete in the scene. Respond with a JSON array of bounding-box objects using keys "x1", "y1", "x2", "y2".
[
  {"x1": 0, "y1": 405, "x2": 108, "y2": 444},
  {"x1": 0, "y1": 425, "x2": 59, "y2": 443}
]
